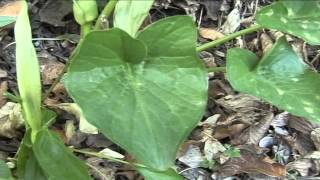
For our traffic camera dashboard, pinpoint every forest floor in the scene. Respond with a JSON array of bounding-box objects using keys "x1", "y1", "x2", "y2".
[{"x1": 0, "y1": 0, "x2": 320, "y2": 179}]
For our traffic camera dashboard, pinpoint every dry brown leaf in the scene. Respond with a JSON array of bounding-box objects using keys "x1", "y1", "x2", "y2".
[
  {"x1": 44, "y1": 83, "x2": 68, "y2": 104},
  {"x1": 0, "y1": 69, "x2": 7, "y2": 78},
  {"x1": 199, "y1": 28, "x2": 225, "y2": 41},
  {"x1": 217, "y1": 94, "x2": 270, "y2": 124},
  {"x1": 38, "y1": 0, "x2": 72, "y2": 26},
  {"x1": 0, "y1": 81, "x2": 8, "y2": 107},
  {"x1": 231, "y1": 113, "x2": 274, "y2": 145},
  {"x1": 86, "y1": 157, "x2": 116, "y2": 180},
  {"x1": 287, "y1": 151, "x2": 320, "y2": 177},
  {"x1": 200, "y1": 51, "x2": 216, "y2": 68},
  {"x1": 0, "y1": 1, "x2": 22, "y2": 17},
  {"x1": 204, "y1": 139, "x2": 228, "y2": 164},
  {"x1": 311, "y1": 128, "x2": 320, "y2": 151},
  {"x1": 221, "y1": 6, "x2": 241, "y2": 34},
  {"x1": 213, "y1": 123, "x2": 248, "y2": 140},
  {"x1": 283, "y1": 132, "x2": 315, "y2": 156},
  {"x1": 41, "y1": 60, "x2": 65, "y2": 85},
  {"x1": 260, "y1": 33, "x2": 274, "y2": 54},
  {"x1": 288, "y1": 115, "x2": 320, "y2": 134},
  {"x1": 178, "y1": 144, "x2": 205, "y2": 168},
  {"x1": 0, "y1": 102, "x2": 24, "y2": 138},
  {"x1": 219, "y1": 145, "x2": 286, "y2": 177},
  {"x1": 64, "y1": 120, "x2": 76, "y2": 143}
]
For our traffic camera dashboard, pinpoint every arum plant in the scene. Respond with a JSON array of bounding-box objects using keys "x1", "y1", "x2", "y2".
[
  {"x1": 13, "y1": 1, "x2": 91, "y2": 179},
  {"x1": 1, "y1": 0, "x2": 320, "y2": 179}
]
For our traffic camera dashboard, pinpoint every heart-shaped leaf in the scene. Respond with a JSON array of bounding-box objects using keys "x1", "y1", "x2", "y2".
[
  {"x1": 256, "y1": 0, "x2": 320, "y2": 45},
  {"x1": 33, "y1": 129, "x2": 91, "y2": 180},
  {"x1": 64, "y1": 16, "x2": 208, "y2": 171},
  {"x1": 227, "y1": 37, "x2": 320, "y2": 122}
]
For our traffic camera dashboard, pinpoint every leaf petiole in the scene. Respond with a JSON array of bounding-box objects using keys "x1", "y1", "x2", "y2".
[{"x1": 196, "y1": 24, "x2": 263, "y2": 52}]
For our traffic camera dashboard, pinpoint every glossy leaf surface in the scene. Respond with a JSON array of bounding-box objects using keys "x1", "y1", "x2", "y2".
[
  {"x1": 15, "y1": 1, "x2": 42, "y2": 131},
  {"x1": 65, "y1": 16, "x2": 208, "y2": 170},
  {"x1": 256, "y1": 0, "x2": 320, "y2": 45},
  {"x1": 33, "y1": 129, "x2": 91, "y2": 180},
  {"x1": 227, "y1": 37, "x2": 320, "y2": 122},
  {"x1": 114, "y1": 0, "x2": 154, "y2": 36}
]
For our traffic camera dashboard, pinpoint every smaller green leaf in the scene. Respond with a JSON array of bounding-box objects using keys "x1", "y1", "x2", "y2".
[
  {"x1": 0, "y1": 16, "x2": 16, "y2": 27},
  {"x1": 33, "y1": 129, "x2": 91, "y2": 180},
  {"x1": 227, "y1": 37, "x2": 320, "y2": 122},
  {"x1": 17, "y1": 130, "x2": 47, "y2": 180},
  {"x1": 256, "y1": 0, "x2": 320, "y2": 45},
  {"x1": 15, "y1": 1, "x2": 42, "y2": 133},
  {"x1": 137, "y1": 167, "x2": 183, "y2": 180},
  {"x1": 114, "y1": 0, "x2": 154, "y2": 37},
  {"x1": 0, "y1": 160, "x2": 13, "y2": 180},
  {"x1": 41, "y1": 107, "x2": 57, "y2": 126}
]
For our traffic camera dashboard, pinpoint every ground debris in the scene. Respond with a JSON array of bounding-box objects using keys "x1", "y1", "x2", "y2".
[
  {"x1": 219, "y1": 145, "x2": 286, "y2": 177},
  {"x1": 0, "y1": 102, "x2": 24, "y2": 138}
]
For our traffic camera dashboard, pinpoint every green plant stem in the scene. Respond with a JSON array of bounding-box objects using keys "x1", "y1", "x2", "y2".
[
  {"x1": 95, "y1": 0, "x2": 119, "y2": 30},
  {"x1": 81, "y1": 23, "x2": 92, "y2": 38},
  {"x1": 196, "y1": 24, "x2": 263, "y2": 52},
  {"x1": 207, "y1": 67, "x2": 226, "y2": 73},
  {"x1": 69, "y1": 147, "x2": 146, "y2": 168}
]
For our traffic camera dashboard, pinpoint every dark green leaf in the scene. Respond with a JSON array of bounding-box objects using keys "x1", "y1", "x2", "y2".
[
  {"x1": 0, "y1": 160, "x2": 13, "y2": 180},
  {"x1": 65, "y1": 16, "x2": 208, "y2": 170},
  {"x1": 256, "y1": 0, "x2": 320, "y2": 45},
  {"x1": 17, "y1": 130, "x2": 47, "y2": 180},
  {"x1": 227, "y1": 37, "x2": 320, "y2": 122},
  {"x1": 33, "y1": 129, "x2": 91, "y2": 180},
  {"x1": 136, "y1": 167, "x2": 183, "y2": 180},
  {"x1": 0, "y1": 16, "x2": 16, "y2": 27}
]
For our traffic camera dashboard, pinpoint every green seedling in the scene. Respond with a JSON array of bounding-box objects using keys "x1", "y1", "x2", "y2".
[{"x1": 1, "y1": 0, "x2": 319, "y2": 179}]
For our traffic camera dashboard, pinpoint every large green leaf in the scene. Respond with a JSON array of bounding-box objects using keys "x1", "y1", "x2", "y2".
[
  {"x1": 0, "y1": 160, "x2": 13, "y2": 180},
  {"x1": 136, "y1": 167, "x2": 183, "y2": 180},
  {"x1": 33, "y1": 129, "x2": 91, "y2": 180},
  {"x1": 0, "y1": 16, "x2": 16, "y2": 27},
  {"x1": 256, "y1": 0, "x2": 320, "y2": 45},
  {"x1": 114, "y1": 0, "x2": 154, "y2": 37},
  {"x1": 65, "y1": 16, "x2": 208, "y2": 171},
  {"x1": 15, "y1": 1, "x2": 42, "y2": 133},
  {"x1": 227, "y1": 37, "x2": 320, "y2": 122}
]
